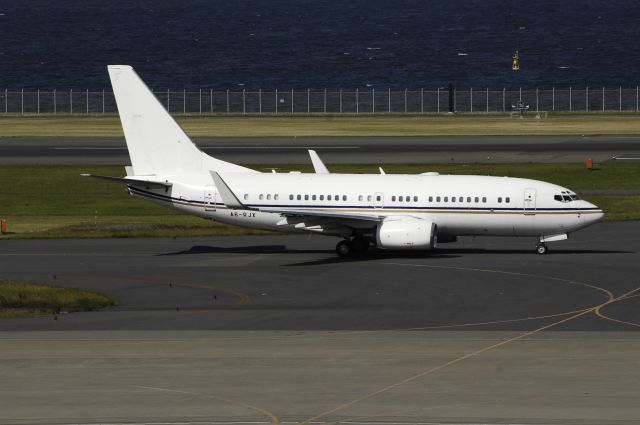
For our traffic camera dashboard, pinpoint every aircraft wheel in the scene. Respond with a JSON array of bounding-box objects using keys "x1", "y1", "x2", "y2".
[
  {"x1": 336, "y1": 240, "x2": 353, "y2": 258},
  {"x1": 536, "y1": 243, "x2": 548, "y2": 255}
]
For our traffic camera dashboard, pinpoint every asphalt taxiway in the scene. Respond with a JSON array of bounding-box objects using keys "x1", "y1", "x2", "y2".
[
  {"x1": 2, "y1": 135, "x2": 640, "y2": 164},
  {"x1": 1, "y1": 222, "x2": 639, "y2": 424}
]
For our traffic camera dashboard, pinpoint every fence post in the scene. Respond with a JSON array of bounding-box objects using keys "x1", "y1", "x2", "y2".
[
  {"x1": 536, "y1": 87, "x2": 539, "y2": 112},
  {"x1": 275, "y1": 89, "x2": 278, "y2": 114},
  {"x1": 586, "y1": 87, "x2": 589, "y2": 111},
  {"x1": 486, "y1": 88, "x2": 489, "y2": 113},
  {"x1": 70, "y1": 89, "x2": 73, "y2": 114},
  {"x1": 339, "y1": 89, "x2": 342, "y2": 113},
  {"x1": 420, "y1": 88, "x2": 424, "y2": 113},
  {"x1": 86, "y1": 89, "x2": 89, "y2": 114},
  {"x1": 53, "y1": 89, "x2": 56, "y2": 114},
  {"x1": 259, "y1": 89, "x2": 262, "y2": 115},
  {"x1": 183, "y1": 89, "x2": 186, "y2": 114},
  {"x1": 404, "y1": 89, "x2": 407, "y2": 113},
  {"x1": 388, "y1": 88, "x2": 391, "y2": 113},
  {"x1": 356, "y1": 88, "x2": 359, "y2": 114},
  {"x1": 502, "y1": 88, "x2": 505, "y2": 112},
  {"x1": 242, "y1": 88, "x2": 246, "y2": 115},
  {"x1": 552, "y1": 87, "x2": 555, "y2": 111},
  {"x1": 619, "y1": 86, "x2": 622, "y2": 111},
  {"x1": 226, "y1": 89, "x2": 229, "y2": 113},
  {"x1": 102, "y1": 89, "x2": 105, "y2": 114},
  {"x1": 470, "y1": 87, "x2": 473, "y2": 113},
  {"x1": 372, "y1": 88, "x2": 375, "y2": 114},
  {"x1": 21, "y1": 89, "x2": 23, "y2": 115},
  {"x1": 569, "y1": 86, "x2": 572, "y2": 111},
  {"x1": 199, "y1": 89, "x2": 202, "y2": 115},
  {"x1": 307, "y1": 89, "x2": 310, "y2": 114},
  {"x1": 437, "y1": 88, "x2": 440, "y2": 113},
  {"x1": 37, "y1": 89, "x2": 40, "y2": 114},
  {"x1": 323, "y1": 89, "x2": 326, "y2": 113}
]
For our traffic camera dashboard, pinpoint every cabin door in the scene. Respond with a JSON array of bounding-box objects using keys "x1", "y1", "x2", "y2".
[
  {"x1": 523, "y1": 188, "x2": 537, "y2": 215},
  {"x1": 204, "y1": 186, "x2": 218, "y2": 211}
]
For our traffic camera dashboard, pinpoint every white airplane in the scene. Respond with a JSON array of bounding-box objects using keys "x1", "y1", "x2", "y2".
[{"x1": 84, "y1": 65, "x2": 604, "y2": 257}]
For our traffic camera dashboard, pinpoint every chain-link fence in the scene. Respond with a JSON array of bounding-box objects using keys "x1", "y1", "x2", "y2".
[{"x1": 1, "y1": 87, "x2": 639, "y2": 115}]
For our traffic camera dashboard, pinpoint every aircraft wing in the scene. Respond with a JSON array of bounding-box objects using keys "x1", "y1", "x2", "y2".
[
  {"x1": 308, "y1": 150, "x2": 330, "y2": 174},
  {"x1": 211, "y1": 171, "x2": 382, "y2": 225},
  {"x1": 81, "y1": 174, "x2": 172, "y2": 189}
]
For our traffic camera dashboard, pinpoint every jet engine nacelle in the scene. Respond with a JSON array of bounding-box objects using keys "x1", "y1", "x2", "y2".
[{"x1": 376, "y1": 216, "x2": 437, "y2": 250}]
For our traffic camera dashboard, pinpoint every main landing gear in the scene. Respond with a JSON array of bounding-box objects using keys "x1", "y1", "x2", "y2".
[{"x1": 336, "y1": 237, "x2": 371, "y2": 258}]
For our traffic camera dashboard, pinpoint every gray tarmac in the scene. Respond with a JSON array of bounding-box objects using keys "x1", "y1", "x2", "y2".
[
  {"x1": 1, "y1": 223, "x2": 639, "y2": 424},
  {"x1": 2, "y1": 135, "x2": 640, "y2": 164}
]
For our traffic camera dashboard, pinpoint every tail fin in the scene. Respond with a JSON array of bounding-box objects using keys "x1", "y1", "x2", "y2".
[{"x1": 108, "y1": 65, "x2": 254, "y2": 176}]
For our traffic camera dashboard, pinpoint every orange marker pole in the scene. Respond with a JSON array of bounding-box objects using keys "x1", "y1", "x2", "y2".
[{"x1": 585, "y1": 158, "x2": 593, "y2": 170}]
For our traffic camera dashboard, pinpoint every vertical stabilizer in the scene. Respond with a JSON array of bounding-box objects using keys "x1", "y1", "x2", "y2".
[{"x1": 108, "y1": 65, "x2": 254, "y2": 176}]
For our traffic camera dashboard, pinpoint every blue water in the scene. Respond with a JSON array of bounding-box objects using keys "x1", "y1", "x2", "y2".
[{"x1": 0, "y1": 0, "x2": 638, "y2": 89}]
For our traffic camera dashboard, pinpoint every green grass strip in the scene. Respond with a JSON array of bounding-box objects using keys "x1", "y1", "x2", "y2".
[{"x1": 0, "y1": 282, "x2": 118, "y2": 318}]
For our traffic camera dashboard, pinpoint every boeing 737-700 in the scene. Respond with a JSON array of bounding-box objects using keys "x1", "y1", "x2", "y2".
[{"x1": 83, "y1": 65, "x2": 604, "y2": 257}]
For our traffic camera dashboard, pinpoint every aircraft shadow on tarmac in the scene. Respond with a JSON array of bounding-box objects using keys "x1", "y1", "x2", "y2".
[{"x1": 159, "y1": 244, "x2": 630, "y2": 259}]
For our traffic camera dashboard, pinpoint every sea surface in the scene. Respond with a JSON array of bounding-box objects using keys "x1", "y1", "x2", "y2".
[{"x1": 0, "y1": 0, "x2": 639, "y2": 89}]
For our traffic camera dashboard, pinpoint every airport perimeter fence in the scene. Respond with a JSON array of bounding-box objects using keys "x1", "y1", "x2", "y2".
[{"x1": 1, "y1": 87, "x2": 640, "y2": 115}]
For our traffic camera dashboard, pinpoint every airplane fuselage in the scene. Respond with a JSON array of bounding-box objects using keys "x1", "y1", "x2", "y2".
[{"x1": 127, "y1": 173, "x2": 603, "y2": 239}]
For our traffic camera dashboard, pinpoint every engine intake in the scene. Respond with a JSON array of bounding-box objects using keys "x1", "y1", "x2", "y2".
[{"x1": 376, "y1": 216, "x2": 437, "y2": 250}]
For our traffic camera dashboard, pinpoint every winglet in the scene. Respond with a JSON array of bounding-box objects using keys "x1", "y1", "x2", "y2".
[
  {"x1": 210, "y1": 172, "x2": 245, "y2": 209},
  {"x1": 309, "y1": 150, "x2": 330, "y2": 174}
]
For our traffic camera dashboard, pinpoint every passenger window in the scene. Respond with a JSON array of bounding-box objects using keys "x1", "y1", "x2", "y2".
[
  {"x1": 451, "y1": 197, "x2": 456, "y2": 203},
  {"x1": 428, "y1": 196, "x2": 433, "y2": 202},
  {"x1": 376, "y1": 195, "x2": 381, "y2": 201},
  {"x1": 289, "y1": 194, "x2": 293, "y2": 200},
  {"x1": 392, "y1": 196, "x2": 396, "y2": 202},
  {"x1": 399, "y1": 196, "x2": 403, "y2": 202},
  {"x1": 436, "y1": 196, "x2": 441, "y2": 202},
  {"x1": 474, "y1": 197, "x2": 479, "y2": 203},
  {"x1": 414, "y1": 196, "x2": 418, "y2": 202},
  {"x1": 297, "y1": 194, "x2": 301, "y2": 200},
  {"x1": 305, "y1": 195, "x2": 309, "y2": 200},
  {"x1": 244, "y1": 194, "x2": 249, "y2": 200},
  {"x1": 342, "y1": 195, "x2": 347, "y2": 201},
  {"x1": 320, "y1": 195, "x2": 324, "y2": 201},
  {"x1": 444, "y1": 196, "x2": 448, "y2": 202},
  {"x1": 458, "y1": 196, "x2": 463, "y2": 202},
  {"x1": 259, "y1": 194, "x2": 264, "y2": 200},
  {"x1": 335, "y1": 194, "x2": 339, "y2": 200},
  {"x1": 405, "y1": 195, "x2": 410, "y2": 202},
  {"x1": 498, "y1": 197, "x2": 502, "y2": 203},
  {"x1": 505, "y1": 197, "x2": 510, "y2": 203},
  {"x1": 328, "y1": 195, "x2": 332, "y2": 201},
  {"x1": 267, "y1": 194, "x2": 271, "y2": 200},
  {"x1": 367, "y1": 195, "x2": 372, "y2": 201},
  {"x1": 358, "y1": 195, "x2": 363, "y2": 201},
  {"x1": 482, "y1": 197, "x2": 486, "y2": 203},
  {"x1": 312, "y1": 195, "x2": 316, "y2": 201},
  {"x1": 466, "y1": 197, "x2": 471, "y2": 203}
]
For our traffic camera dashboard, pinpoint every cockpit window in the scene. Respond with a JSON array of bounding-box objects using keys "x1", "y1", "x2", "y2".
[{"x1": 555, "y1": 193, "x2": 579, "y2": 203}]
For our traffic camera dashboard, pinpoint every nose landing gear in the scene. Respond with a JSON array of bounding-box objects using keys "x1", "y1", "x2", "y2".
[{"x1": 536, "y1": 242, "x2": 548, "y2": 255}]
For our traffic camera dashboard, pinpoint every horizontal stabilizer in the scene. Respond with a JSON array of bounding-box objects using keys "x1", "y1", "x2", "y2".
[
  {"x1": 81, "y1": 173, "x2": 172, "y2": 189},
  {"x1": 210, "y1": 172, "x2": 245, "y2": 209}
]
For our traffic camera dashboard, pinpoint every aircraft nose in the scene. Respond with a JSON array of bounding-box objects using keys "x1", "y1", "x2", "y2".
[{"x1": 582, "y1": 201, "x2": 604, "y2": 224}]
